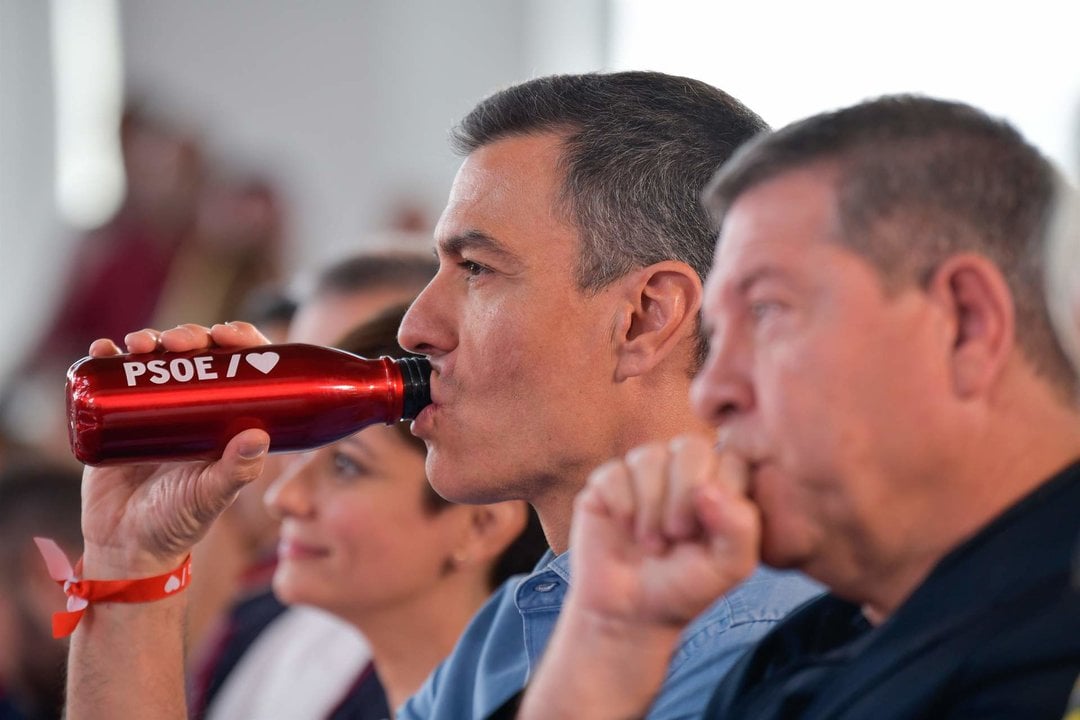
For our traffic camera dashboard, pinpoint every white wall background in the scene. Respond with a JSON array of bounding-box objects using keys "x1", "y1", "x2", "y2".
[
  {"x1": 610, "y1": 0, "x2": 1080, "y2": 181},
  {"x1": 1, "y1": 1, "x2": 61, "y2": 384}
]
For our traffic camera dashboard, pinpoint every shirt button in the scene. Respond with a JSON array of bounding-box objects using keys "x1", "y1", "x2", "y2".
[{"x1": 534, "y1": 582, "x2": 558, "y2": 593}]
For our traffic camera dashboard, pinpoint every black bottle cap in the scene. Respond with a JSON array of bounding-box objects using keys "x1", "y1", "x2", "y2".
[{"x1": 395, "y1": 356, "x2": 432, "y2": 420}]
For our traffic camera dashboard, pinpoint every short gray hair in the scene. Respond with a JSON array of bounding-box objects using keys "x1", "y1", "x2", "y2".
[
  {"x1": 705, "y1": 94, "x2": 1078, "y2": 397},
  {"x1": 452, "y1": 71, "x2": 768, "y2": 366}
]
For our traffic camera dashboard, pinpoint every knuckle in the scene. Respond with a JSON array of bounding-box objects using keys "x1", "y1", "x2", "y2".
[
  {"x1": 587, "y1": 457, "x2": 626, "y2": 487},
  {"x1": 229, "y1": 320, "x2": 256, "y2": 333},
  {"x1": 624, "y1": 442, "x2": 667, "y2": 472},
  {"x1": 668, "y1": 433, "x2": 706, "y2": 454}
]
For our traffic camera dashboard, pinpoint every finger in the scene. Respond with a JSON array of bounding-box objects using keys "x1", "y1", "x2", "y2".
[
  {"x1": 623, "y1": 443, "x2": 670, "y2": 552},
  {"x1": 663, "y1": 434, "x2": 717, "y2": 541},
  {"x1": 580, "y1": 458, "x2": 636, "y2": 528},
  {"x1": 571, "y1": 459, "x2": 637, "y2": 562},
  {"x1": 88, "y1": 337, "x2": 123, "y2": 357},
  {"x1": 695, "y1": 476, "x2": 760, "y2": 585},
  {"x1": 123, "y1": 328, "x2": 163, "y2": 354},
  {"x1": 159, "y1": 323, "x2": 215, "y2": 352},
  {"x1": 209, "y1": 429, "x2": 271, "y2": 501},
  {"x1": 210, "y1": 321, "x2": 271, "y2": 349}
]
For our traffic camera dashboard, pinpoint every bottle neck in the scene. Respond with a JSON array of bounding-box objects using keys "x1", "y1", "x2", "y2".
[{"x1": 395, "y1": 356, "x2": 431, "y2": 420}]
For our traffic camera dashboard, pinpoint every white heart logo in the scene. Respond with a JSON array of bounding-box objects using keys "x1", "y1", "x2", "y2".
[
  {"x1": 163, "y1": 575, "x2": 181, "y2": 593},
  {"x1": 245, "y1": 352, "x2": 280, "y2": 374}
]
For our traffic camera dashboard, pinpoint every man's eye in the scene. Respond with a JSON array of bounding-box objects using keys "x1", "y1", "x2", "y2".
[
  {"x1": 749, "y1": 300, "x2": 783, "y2": 321},
  {"x1": 458, "y1": 260, "x2": 490, "y2": 277}
]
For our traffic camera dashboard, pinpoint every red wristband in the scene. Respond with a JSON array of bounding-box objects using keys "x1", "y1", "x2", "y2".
[{"x1": 34, "y1": 537, "x2": 192, "y2": 638}]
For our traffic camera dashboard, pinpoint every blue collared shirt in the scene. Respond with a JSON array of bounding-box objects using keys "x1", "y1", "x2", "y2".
[{"x1": 398, "y1": 550, "x2": 821, "y2": 720}]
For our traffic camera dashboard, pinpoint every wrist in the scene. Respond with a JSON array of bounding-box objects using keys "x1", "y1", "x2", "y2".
[
  {"x1": 520, "y1": 595, "x2": 683, "y2": 720},
  {"x1": 565, "y1": 586, "x2": 688, "y2": 682},
  {"x1": 81, "y1": 541, "x2": 188, "y2": 580},
  {"x1": 36, "y1": 537, "x2": 193, "y2": 638},
  {"x1": 564, "y1": 593, "x2": 685, "y2": 652}
]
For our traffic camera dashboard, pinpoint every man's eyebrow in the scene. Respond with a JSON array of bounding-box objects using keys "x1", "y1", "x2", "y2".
[
  {"x1": 701, "y1": 266, "x2": 793, "y2": 336},
  {"x1": 735, "y1": 266, "x2": 793, "y2": 295},
  {"x1": 439, "y1": 230, "x2": 519, "y2": 262}
]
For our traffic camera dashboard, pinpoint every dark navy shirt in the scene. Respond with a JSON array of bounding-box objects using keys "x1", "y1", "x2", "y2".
[{"x1": 705, "y1": 460, "x2": 1080, "y2": 719}]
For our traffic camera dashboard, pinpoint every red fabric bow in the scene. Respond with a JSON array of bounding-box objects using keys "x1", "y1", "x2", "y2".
[{"x1": 34, "y1": 537, "x2": 192, "y2": 638}]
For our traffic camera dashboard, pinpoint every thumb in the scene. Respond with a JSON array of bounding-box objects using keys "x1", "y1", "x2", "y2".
[{"x1": 215, "y1": 429, "x2": 271, "y2": 495}]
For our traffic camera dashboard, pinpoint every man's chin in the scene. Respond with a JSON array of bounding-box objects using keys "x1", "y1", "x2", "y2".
[
  {"x1": 758, "y1": 530, "x2": 812, "y2": 571},
  {"x1": 427, "y1": 458, "x2": 517, "y2": 505},
  {"x1": 427, "y1": 458, "x2": 482, "y2": 502}
]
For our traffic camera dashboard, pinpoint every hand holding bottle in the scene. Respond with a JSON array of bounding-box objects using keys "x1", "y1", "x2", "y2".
[{"x1": 79, "y1": 322, "x2": 272, "y2": 580}]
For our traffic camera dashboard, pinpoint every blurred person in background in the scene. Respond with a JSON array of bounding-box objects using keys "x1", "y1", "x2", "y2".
[
  {"x1": 34, "y1": 101, "x2": 288, "y2": 362},
  {"x1": 0, "y1": 101, "x2": 289, "y2": 468},
  {"x1": 0, "y1": 103, "x2": 203, "y2": 465},
  {"x1": 153, "y1": 174, "x2": 288, "y2": 331},
  {"x1": 255, "y1": 303, "x2": 548, "y2": 719},
  {"x1": 0, "y1": 460, "x2": 83, "y2": 720},
  {"x1": 187, "y1": 251, "x2": 440, "y2": 720},
  {"x1": 233, "y1": 288, "x2": 301, "y2": 345},
  {"x1": 37, "y1": 102, "x2": 204, "y2": 364}
]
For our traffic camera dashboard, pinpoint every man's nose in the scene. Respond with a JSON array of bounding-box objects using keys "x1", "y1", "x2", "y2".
[
  {"x1": 398, "y1": 273, "x2": 455, "y2": 357},
  {"x1": 690, "y1": 330, "x2": 754, "y2": 428}
]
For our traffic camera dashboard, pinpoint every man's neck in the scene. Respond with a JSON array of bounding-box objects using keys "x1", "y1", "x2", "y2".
[
  {"x1": 860, "y1": 406, "x2": 1080, "y2": 622},
  {"x1": 533, "y1": 405, "x2": 714, "y2": 555},
  {"x1": 531, "y1": 486, "x2": 578, "y2": 554}
]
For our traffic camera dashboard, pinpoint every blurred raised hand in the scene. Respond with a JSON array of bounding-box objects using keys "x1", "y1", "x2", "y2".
[
  {"x1": 518, "y1": 434, "x2": 764, "y2": 720},
  {"x1": 568, "y1": 433, "x2": 761, "y2": 628}
]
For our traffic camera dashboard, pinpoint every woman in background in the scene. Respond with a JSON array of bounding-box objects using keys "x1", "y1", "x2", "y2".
[{"x1": 265, "y1": 304, "x2": 547, "y2": 719}]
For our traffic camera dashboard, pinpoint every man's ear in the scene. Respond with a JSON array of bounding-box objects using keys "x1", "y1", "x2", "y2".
[
  {"x1": 926, "y1": 253, "x2": 1015, "y2": 398},
  {"x1": 612, "y1": 261, "x2": 703, "y2": 381}
]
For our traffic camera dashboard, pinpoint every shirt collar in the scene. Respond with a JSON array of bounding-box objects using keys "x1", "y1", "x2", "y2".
[{"x1": 534, "y1": 548, "x2": 573, "y2": 583}]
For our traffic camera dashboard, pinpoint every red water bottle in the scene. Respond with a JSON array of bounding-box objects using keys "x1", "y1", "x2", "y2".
[{"x1": 66, "y1": 343, "x2": 431, "y2": 465}]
